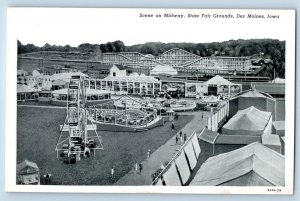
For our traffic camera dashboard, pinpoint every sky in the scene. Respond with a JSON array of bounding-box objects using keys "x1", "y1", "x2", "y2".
[{"x1": 8, "y1": 8, "x2": 289, "y2": 47}]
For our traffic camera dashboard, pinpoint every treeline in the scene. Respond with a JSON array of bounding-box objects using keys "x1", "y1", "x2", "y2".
[
  {"x1": 17, "y1": 40, "x2": 126, "y2": 54},
  {"x1": 17, "y1": 39, "x2": 285, "y2": 77}
]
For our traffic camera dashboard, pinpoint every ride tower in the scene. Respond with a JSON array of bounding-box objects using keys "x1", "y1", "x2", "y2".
[{"x1": 55, "y1": 75, "x2": 103, "y2": 164}]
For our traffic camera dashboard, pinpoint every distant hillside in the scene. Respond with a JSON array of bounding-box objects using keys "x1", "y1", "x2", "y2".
[{"x1": 18, "y1": 39, "x2": 285, "y2": 78}]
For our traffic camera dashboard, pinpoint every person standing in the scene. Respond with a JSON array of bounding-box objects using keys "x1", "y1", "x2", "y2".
[
  {"x1": 147, "y1": 149, "x2": 151, "y2": 159},
  {"x1": 184, "y1": 133, "x2": 187, "y2": 143},
  {"x1": 135, "y1": 162, "x2": 138, "y2": 174},
  {"x1": 180, "y1": 135, "x2": 184, "y2": 145},
  {"x1": 175, "y1": 134, "x2": 179, "y2": 144},
  {"x1": 111, "y1": 166, "x2": 115, "y2": 180},
  {"x1": 44, "y1": 172, "x2": 51, "y2": 183},
  {"x1": 139, "y1": 162, "x2": 143, "y2": 174},
  {"x1": 202, "y1": 112, "x2": 204, "y2": 119},
  {"x1": 175, "y1": 113, "x2": 179, "y2": 121}
]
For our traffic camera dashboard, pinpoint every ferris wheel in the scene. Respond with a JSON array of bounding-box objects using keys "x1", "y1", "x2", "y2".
[{"x1": 55, "y1": 75, "x2": 103, "y2": 164}]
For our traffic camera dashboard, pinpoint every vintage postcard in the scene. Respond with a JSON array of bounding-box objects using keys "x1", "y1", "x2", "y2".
[{"x1": 5, "y1": 8, "x2": 295, "y2": 194}]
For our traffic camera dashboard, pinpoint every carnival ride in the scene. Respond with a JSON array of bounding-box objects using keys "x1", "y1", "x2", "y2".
[
  {"x1": 55, "y1": 75, "x2": 103, "y2": 164},
  {"x1": 88, "y1": 95, "x2": 162, "y2": 131},
  {"x1": 138, "y1": 98, "x2": 196, "y2": 112}
]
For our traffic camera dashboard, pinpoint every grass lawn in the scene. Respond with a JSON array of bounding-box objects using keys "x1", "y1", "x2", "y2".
[{"x1": 17, "y1": 107, "x2": 193, "y2": 185}]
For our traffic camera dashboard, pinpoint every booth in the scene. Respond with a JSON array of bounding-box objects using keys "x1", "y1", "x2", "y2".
[
  {"x1": 17, "y1": 160, "x2": 40, "y2": 185},
  {"x1": 17, "y1": 84, "x2": 39, "y2": 102},
  {"x1": 166, "y1": 109, "x2": 175, "y2": 121}
]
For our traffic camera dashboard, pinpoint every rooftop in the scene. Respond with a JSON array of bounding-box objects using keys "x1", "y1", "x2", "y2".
[
  {"x1": 222, "y1": 106, "x2": 272, "y2": 135},
  {"x1": 190, "y1": 142, "x2": 284, "y2": 186},
  {"x1": 52, "y1": 88, "x2": 110, "y2": 95},
  {"x1": 103, "y1": 73, "x2": 160, "y2": 83},
  {"x1": 17, "y1": 160, "x2": 39, "y2": 173},
  {"x1": 17, "y1": 84, "x2": 38, "y2": 93}
]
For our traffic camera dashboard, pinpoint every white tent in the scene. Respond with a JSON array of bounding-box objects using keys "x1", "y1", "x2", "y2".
[
  {"x1": 17, "y1": 69, "x2": 28, "y2": 76},
  {"x1": 51, "y1": 72, "x2": 88, "y2": 82},
  {"x1": 222, "y1": 106, "x2": 272, "y2": 136},
  {"x1": 231, "y1": 89, "x2": 275, "y2": 99},
  {"x1": 204, "y1": 75, "x2": 234, "y2": 86},
  {"x1": 190, "y1": 142, "x2": 285, "y2": 186},
  {"x1": 17, "y1": 160, "x2": 40, "y2": 185},
  {"x1": 203, "y1": 95, "x2": 220, "y2": 103},
  {"x1": 269, "y1": 77, "x2": 285, "y2": 83},
  {"x1": 262, "y1": 134, "x2": 282, "y2": 154},
  {"x1": 17, "y1": 84, "x2": 38, "y2": 93},
  {"x1": 272, "y1": 121, "x2": 285, "y2": 136},
  {"x1": 150, "y1": 65, "x2": 177, "y2": 76}
]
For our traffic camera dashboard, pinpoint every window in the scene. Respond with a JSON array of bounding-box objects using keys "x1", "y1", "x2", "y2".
[
  {"x1": 91, "y1": 95, "x2": 98, "y2": 100},
  {"x1": 128, "y1": 83, "x2": 133, "y2": 94},
  {"x1": 121, "y1": 81, "x2": 127, "y2": 92},
  {"x1": 96, "y1": 80, "x2": 101, "y2": 90},
  {"x1": 90, "y1": 80, "x2": 95, "y2": 89},
  {"x1": 101, "y1": 81, "x2": 106, "y2": 89},
  {"x1": 113, "y1": 81, "x2": 120, "y2": 91},
  {"x1": 61, "y1": 95, "x2": 67, "y2": 101}
]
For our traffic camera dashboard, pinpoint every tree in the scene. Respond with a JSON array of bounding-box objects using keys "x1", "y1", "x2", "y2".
[
  {"x1": 107, "y1": 42, "x2": 116, "y2": 52},
  {"x1": 113, "y1": 40, "x2": 126, "y2": 52},
  {"x1": 78, "y1": 43, "x2": 95, "y2": 53}
]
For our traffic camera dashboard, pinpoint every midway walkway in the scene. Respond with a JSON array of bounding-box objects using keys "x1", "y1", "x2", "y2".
[{"x1": 115, "y1": 110, "x2": 210, "y2": 185}]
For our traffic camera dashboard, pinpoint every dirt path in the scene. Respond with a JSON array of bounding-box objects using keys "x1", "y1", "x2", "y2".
[{"x1": 18, "y1": 105, "x2": 66, "y2": 109}]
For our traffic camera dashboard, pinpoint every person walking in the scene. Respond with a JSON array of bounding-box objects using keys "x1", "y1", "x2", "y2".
[
  {"x1": 139, "y1": 162, "x2": 143, "y2": 175},
  {"x1": 171, "y1": 122, "x2": 175, "y2": 131},
  {"x1": 175, "y1": 134, "x2": 179, "y2": 144}
]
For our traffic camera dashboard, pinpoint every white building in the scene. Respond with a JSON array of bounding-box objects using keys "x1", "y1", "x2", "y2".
[
  {"x1": 109, "y1": 65, "x2": 127, "y2": 77},
  {"x1": 87, "y1": 73, "x2": 161, "y2": 96}
]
